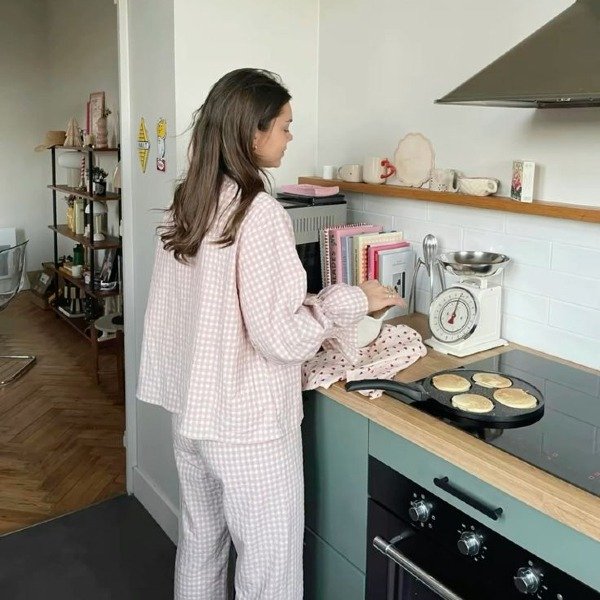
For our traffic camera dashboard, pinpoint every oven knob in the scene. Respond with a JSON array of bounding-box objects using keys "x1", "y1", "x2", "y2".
[
  {"x1": 408, "y1": 500, "x2": 431, "y2": 523},
  {"x1": 457, "y1": 532, "x2": 481, "y2": 556},
  {"x1": 514, "y1": 567, "x2": 541, "y2": 594}
]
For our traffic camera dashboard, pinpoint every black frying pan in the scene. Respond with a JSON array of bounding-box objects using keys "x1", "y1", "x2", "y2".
[{"x1": 345, "y1": 368, "x2": 545, "y2": 427}]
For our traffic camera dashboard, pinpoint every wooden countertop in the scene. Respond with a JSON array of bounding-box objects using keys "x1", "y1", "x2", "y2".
[{"x1": 316, "y1": 314, "x2": 600, "y2": 542}]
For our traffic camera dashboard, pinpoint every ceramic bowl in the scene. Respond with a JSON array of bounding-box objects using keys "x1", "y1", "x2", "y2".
[
  {"x1": 357, "y1": 307, "x2": 392, "y2": 347},
  {"x1": 457, "y1": 177, "x2": 499, "y2": 196}
]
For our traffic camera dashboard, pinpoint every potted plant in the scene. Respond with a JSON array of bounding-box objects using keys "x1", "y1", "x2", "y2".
[{"x1": 91, "y1": 166, "x2": 108, "y2": 196}]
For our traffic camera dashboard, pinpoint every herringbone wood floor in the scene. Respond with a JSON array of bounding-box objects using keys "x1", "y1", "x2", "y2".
[{"x1": 0, "y1": 293, "x2": 125, "y2": 534}]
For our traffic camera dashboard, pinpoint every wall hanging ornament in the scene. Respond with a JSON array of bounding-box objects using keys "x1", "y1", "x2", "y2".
[
  {"x1": 137, "y1": 117, "x2": 150, "y2": 173},
  {"x1": 156, "y1": 118, "x2": 167, "y2": 172}
]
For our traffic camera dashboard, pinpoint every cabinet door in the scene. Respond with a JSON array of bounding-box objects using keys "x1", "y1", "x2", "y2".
[
  {"x1": 304, "y1": 528, "x2": 365, "y2": 600},
  {"x1": 302, "y1": 391, "x2": 368, "y2": 572}
]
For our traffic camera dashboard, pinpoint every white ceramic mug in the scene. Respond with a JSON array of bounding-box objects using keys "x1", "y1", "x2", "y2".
[
  {"x1": 322, "y1": 165, "x2": 336, "y2": 180},
  {"x1": 71, "y1": 264, "x2": 82, "y2": 278},
  {"x1": 457, "y1": 177, "x2": 499, "y2": 196},
  {"x1": 337, "y1": 164, "x2": 363, "y2": 182},
  {"x1": 363, "y1": 157, "x2": 396, "y2": 185},
  {"x1": 430, "y1": 168, "x2": 458, "y2": 192}
]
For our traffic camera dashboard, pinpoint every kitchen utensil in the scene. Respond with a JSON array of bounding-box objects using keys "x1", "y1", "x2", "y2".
[
  {"x1": 363, "y1": 157, "x2": 396, "y2": 184},
  {"x1": 426, "y1": 251, "x2": 511, "y2": 356},
  {"x1": 337, "y1": 164, "x2": 362, "y2": 182},
  {"x1": 356, "y1": 307, "x2": 391, "y2": 347},
  {"x1": 457, "y1": 177, "x2": 499, "y2": 196},
  {"x1": 430, "y1": 168, "x2": 459, "y2": 192},
  {"x1": 437, "y1": 251, "x2": 510, "y2": 277},
  {"x1": 392, "y1": 133, "x2": 435, "y2": 187},
  {"x1": 408, "y1": 234, "x2": 446, "y2": 313},
  {"x1": 345, "y1": 368, "x2": 544, "y2": 427}
]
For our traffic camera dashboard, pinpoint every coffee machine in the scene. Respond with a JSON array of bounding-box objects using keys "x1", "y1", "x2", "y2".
[{"x1": 276, "y1": 192, "x2": 346, "y2": 293}]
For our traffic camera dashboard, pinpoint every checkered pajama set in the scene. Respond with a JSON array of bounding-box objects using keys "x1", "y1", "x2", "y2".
[{"x1": 138, "y1": 177, "x2": 368, "y2": 599}]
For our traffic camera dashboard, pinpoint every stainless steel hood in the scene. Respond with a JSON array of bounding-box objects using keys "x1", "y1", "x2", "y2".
[{"x1": 436, "y1": 0, "x2": 600, "y2": 108}]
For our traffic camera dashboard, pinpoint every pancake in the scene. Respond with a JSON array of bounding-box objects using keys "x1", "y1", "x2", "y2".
[
  {"x1": 451, "y1": 393, "x2": 494, "y2": 414},
  {"x1": 493, "y1": 387, "x2": 537, "y2": 409},
  {"x1": 472, "y1": 372, "x2": 512, "y2": 389},
  {"x1": 432, "y1": 374, "x2": 471, "y2": 393}
]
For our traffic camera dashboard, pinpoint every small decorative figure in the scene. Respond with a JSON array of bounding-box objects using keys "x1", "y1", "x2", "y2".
[{"x1": 64, "y1": 117, "x2": 82, "y2": 147}]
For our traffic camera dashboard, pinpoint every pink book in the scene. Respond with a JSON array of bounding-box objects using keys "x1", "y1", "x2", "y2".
[
  {"x1": 369, "y1": 241, "x2": 410, "y2": 280},
  {"x1": 330, "y1": 224, "x2": 382, "y2": 283}
]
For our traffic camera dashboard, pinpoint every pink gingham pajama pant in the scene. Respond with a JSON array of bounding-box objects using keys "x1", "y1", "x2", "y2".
[{"x1": 172, "y1": 415, "x2": 304, "y2": 600}]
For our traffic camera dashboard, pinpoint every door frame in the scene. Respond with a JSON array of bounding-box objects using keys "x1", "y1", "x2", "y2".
[{"x1": 116, "y1": 0, "x2": 137, "y2": 493}]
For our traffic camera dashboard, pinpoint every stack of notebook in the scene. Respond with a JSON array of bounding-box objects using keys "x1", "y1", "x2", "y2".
[{"x1": 319, "y1": 224, "x2": 412, "y2": 288}]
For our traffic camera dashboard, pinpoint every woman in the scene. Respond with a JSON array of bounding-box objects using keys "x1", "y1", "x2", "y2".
[{"x1": 137, "y1": 68, "x2": 403, "y2": 599}]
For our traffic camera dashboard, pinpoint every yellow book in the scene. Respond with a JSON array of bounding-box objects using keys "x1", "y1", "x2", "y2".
[{"x1": 353, "y1": 231, "x2": 403, "y2": 284}]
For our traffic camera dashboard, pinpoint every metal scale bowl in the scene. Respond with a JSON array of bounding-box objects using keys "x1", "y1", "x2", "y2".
[{"x1": 425, "y1": 251, "x2": 511, "y2": 357}]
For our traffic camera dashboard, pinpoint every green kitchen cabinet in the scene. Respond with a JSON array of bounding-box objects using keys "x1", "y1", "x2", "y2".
[
  {"x1": 302, "y1": 391, "x2": 369, "y2": 572},
  {"x1": 304, "y1": 528, "x2": 365, "y2": 600}
]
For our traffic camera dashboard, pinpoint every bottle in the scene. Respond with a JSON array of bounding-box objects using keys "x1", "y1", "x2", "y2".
[
  {"x1": 74, "y1": 199, "x2": 85, "y2": 234},
  {"x1": 73, "y1": 244, "x2": 84, "y2": 266}
]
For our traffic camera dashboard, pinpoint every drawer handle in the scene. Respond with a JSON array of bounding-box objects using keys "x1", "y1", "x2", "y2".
[{"x1": 434, "y1": 476, "x2": 503, "y2": 521}]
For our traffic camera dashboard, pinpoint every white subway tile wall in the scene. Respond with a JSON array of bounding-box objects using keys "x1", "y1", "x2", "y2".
[{"x1": 348, "y1": 192, "x2": 600, "y2": 369}]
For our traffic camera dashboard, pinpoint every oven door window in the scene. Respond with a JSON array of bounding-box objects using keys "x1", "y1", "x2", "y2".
[{"x1": 367, "y1": 499, "x2": 498, "y2": 600}]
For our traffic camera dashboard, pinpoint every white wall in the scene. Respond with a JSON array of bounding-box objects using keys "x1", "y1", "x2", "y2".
[
  {"x1": 122, "y1": 0, "x2": 320, "y2": 540},
  {"x1": 173, "y1": 0, "x2": 319, "y2": 190},
  {"x1": 0, "y1": 0, "x2": 118, "y2": 272},
  {"x1": 0, "y1": 1, "x2": 49, "y2": 268},
  {"x1": 318, "y1": 0, "x2": 600, "y2": 368},
  {"x1": 45, "y1": 0, "x2": 119, "y2": 255},
  {"x1": 119, "y1": 0, "x2": 180, "y2": 542}
]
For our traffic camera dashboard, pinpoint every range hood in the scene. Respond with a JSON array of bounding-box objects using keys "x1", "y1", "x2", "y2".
[{"x1": 436, "y1": 0, "x2": 600, "y2": 108}]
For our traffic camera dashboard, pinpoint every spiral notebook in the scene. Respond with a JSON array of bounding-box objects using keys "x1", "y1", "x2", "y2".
[{"x1": 320, "y1": 224, "x2": 382, "y2": 287}]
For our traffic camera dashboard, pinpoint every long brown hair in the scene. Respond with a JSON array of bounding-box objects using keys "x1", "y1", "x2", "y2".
[{"x1": 159, "y1": 68, "x2": 291, "y2": 262}]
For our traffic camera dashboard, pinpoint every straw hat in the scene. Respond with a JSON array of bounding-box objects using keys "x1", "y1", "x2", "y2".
[{"x1": 34, "y1": 130, "x2": 66, "y2": 152}]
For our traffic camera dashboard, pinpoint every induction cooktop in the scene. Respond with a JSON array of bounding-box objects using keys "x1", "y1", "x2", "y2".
[{"x1": 417, "y1": 349, "x2": 600, "y2": 497}]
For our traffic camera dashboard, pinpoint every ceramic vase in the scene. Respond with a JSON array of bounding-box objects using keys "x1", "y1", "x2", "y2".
[{"x1": 95, "y1": 116, "x2": 108, "y2": 149}]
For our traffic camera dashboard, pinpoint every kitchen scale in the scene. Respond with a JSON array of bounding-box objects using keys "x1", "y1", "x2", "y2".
[{"x1": 425, "y1": 251, "x2": 510, "y2": 357}]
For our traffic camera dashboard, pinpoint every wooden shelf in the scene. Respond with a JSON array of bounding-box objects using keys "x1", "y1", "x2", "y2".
[
  {"x1": 48, "y1": 184, "x2": 120, "y2": 202},
  {"x1": 48, "y1": 264, "x2": 119, "y2": 299},
  {"x1": 297, "y1": 177, "x2": 600, "y2": 224},
  {"x1": 50, "y1": 304, "x2": 90, "y2": 340},
  {"x1": 50, "y1": 145, "x2": 120, "y2": 153},
  {"x1": 48, "y1": 225, "x2": 121, "y2": 249}
]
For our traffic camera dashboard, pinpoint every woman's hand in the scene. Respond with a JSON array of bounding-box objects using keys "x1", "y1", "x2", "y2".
[{"x1": 359, "y1": 279, "x2": 405, "y2": 315}]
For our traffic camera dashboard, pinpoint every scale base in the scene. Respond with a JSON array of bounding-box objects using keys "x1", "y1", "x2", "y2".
[{"x1": 425, "y1": 336, "x2": 508, "y2": 357}]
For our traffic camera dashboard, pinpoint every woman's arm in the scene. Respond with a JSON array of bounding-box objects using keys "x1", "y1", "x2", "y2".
[{"x1": 237, "y1": 196, "x2": 368, "y2": 365}]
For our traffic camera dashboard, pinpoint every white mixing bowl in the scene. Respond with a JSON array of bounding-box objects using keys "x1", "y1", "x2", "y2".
[{"x1": 357, "y1": 308, "x2": 392, "y2": 347}]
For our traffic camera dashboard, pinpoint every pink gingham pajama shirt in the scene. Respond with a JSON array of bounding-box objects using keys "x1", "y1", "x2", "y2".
[{"x1": 137, "y1": 177, "x2": 367, "y2": 599}]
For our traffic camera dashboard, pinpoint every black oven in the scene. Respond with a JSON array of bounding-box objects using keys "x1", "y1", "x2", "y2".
[{"x1": 367, "y1": 456, "x2": 599, "y2": 600}]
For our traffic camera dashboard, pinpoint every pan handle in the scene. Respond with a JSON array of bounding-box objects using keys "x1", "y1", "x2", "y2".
[{"x1": 344, "y1": 379, "x2": 425, "y2": 403}]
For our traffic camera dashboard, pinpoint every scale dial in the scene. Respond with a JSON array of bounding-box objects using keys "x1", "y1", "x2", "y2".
[{"x1": 429, "y1": 287, "x2": 479, "y2": 343}]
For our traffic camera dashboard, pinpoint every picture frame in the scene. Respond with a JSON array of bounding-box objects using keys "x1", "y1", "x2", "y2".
[
  {"x1": 88, "y1": 91, "x2": 105, "y2": 141},
  {"x1": 32, "y1": 270, "x2": 53, "y2": 296},
  {"x1": 99, "y1": 248, "x2": 117, "y2": 283}
]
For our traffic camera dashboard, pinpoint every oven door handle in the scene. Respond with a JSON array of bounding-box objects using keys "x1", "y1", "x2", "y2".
[{"x1": 373, "y1": 535, "x2": 465, "y2": 600}]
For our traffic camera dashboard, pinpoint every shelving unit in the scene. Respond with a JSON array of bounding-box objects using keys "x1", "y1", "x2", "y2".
[
  {"x1": 48, "y1": 224, "x2": 121, "y2": 250},
  {"x1": 297, "y1": 177, "x2": 600, "y2": 224},
  {"x1": 47, "y1": 144, "x2": 121, "y2": 340}
]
